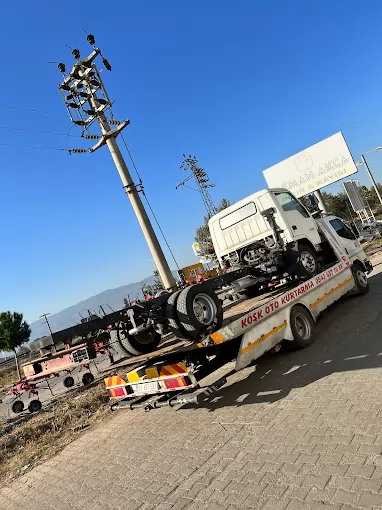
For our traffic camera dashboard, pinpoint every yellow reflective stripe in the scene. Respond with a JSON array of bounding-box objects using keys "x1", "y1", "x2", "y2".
[
  {"x1": 146, "y1": 367, "x2": 159, "y2": 379},
  {"x1": 241, "y1": 321, "x2": 287, "y2": 355},
  {"x1": 310, "y1": 276, "x2": 354, "y2": 309},
  {"x1": 104, "y1": 376, "x2": 126, "y2": 388},
  {"x1": 127, "y1": 371, "x2": 141, "y2": 383},
  {"x1": 162, "y1": 365, "x2": 178, "y2": 376},
  {"x1": 210, "y1": 332, "x2": 224, "y2": 344}
]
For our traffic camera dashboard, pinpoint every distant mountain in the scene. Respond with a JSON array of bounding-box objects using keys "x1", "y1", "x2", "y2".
[{"x1": 29, "y1": 271, "x2": 179, "y2": 341}]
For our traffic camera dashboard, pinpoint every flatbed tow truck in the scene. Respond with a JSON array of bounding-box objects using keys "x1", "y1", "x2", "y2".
[{"x1": 104, "y1": 220, "x2": 373, "y2": 412}]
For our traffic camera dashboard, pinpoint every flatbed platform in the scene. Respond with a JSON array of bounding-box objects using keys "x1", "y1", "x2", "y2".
[{"x1": 103, "y1": 281, "x2": 303, "y2": 373}]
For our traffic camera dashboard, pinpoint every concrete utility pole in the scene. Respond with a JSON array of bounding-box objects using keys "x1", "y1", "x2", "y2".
[
  {"x1": 56, "y1": 35, "x2": 176, "y2": 290},
  {"x1": 313, "y1": 190, "x2": 328, "y2": 214}
]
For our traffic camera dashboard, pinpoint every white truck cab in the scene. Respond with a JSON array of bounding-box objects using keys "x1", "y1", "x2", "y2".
[{"x1": 209, "y1": 188, "x2": 370, "y2": 280}]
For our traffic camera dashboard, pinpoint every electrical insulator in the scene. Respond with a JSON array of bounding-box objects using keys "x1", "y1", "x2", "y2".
[
  {"x1": 67, "y1": 102, "x2": 81, "y2": 109},
  {"x1": 70, "y1": 148, "x2": 87, "y2": 153},
  {"x1": 73, "y1": 120, "x2": 86, "y2": 126},
  {"x1": 84, "y1": 134, "x2": 100, "y2": 140},
  {"x1": 87, "y1": 34, "x2": 95, "y2": 46},
  {"x1": 72, "y1": 48, "x2": 81, "y2": 60},
  {"x1": 58, "y1": 62, "x2": 66, "y2": 73},
  {"x1": 102, "y1": 57, "x2": 112, "y2": 71}
]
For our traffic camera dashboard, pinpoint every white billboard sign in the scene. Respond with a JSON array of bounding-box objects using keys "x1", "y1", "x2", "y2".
[{"x1": 262, "y1": 132, "x2": 358, "y2": 198}]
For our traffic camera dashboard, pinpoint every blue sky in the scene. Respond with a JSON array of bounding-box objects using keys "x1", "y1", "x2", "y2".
[{"x1": 2, "y1": 0, "x2": 382, "y2": 324}]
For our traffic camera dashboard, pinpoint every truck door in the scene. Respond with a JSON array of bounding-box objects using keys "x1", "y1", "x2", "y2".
[
  {"x1": 327, "y1": 217, "x2": 362, "y2": 261},
  {"x1": 273, "y1": 191, "x2": 321, "y2": 246}
]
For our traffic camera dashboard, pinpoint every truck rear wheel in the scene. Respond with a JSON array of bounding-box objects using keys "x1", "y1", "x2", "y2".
[
  {"x1": 296, "y1": 245, "x2": 318, "y2": 278},
  {"x1": 165, "y1": 290, "x2": 189, "y2": 339},
  {"x1": 352, "y1": 263, "x2": 369, "y2": 295},
  {"x1": 117, "y1": 321, "x2": 161, "y2": 356},
  {"x1": 288, "y1": 305, "x2": 315, "y2": 349},
  {"x1": 175, "y1": 285, "x2": 223, "y2": 340}
]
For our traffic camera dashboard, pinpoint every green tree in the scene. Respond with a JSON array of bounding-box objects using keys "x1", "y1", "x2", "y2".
[
  {"x1": 141, "y1": 269, "x2": 165, "y2": 299},
  {"x1": 194, "y1": 198, "x2": 231, "y2": 258},
  {"x1": 0, "y1": 311, "x2": 31, "y2": 379},
  {"x1": 321, "y1": 191, "x2": 354, "y2": 220}
]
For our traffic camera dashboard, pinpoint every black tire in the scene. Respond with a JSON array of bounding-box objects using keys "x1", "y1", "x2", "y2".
[
  {"x1": 295, "y1": 245, "x2": 319, "y2": 278},
  {"x1": 288, "y1": 305, "x2": 316, "y2": 350},
  {"x1": 117, "y1": 321, "x2": 161, "y2": 356},
  {"x1": 352, "y1": 263, "x2": 369, "y2": 295},
  {"x1": 176, "y1": 285, "x2": 223, "y2": 340},
  {"x1": 28, "y1": 400, "x2": 42, "y2": 414},
  {"x1": 165, "y1": 290, "x2": 189, "y2": 339},
  {"x1": 82, "y1": 372, "x2": 95, "y2": 385},
  {"x1": 11, "y1": 400, "x2": 24, "y2": 414},
  {"x1": 63, "y1": 376, "x2": 75, "y2": 388}
]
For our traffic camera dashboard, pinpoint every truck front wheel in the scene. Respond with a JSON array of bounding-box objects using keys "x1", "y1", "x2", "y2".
[
  {"x1": 296, "y1": 245, "x2": 318, "y2": 278},
  {"x1": 288, "y1": 305, "x2": 315, "y2": 349},
  {"x1": 352, "y1": 263, "x2": 369, "y2": 295}
]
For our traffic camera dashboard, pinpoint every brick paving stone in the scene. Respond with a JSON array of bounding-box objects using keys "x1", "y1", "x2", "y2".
[
  {"x1": 332, "y1": 489, "x2": 361, "y2": 506},
  {"x1": 328, "y1": 476, "x2": 356, "y2": 491},
  {"x1": 301, "y1": 475, "x2": 331, "y2": 490},
  {"x1": 262, "y1": 497, "x2": 292, "y2": 509},
  {"x1": 286, "y1": 500, "x2": 314, "y2": 509},
  {"x1": 359, "y1": 491, "x2": 382, "y2": 507},
  {"x1": 345, "y1": 465, "x2": 376, "y2": 478},
  {"x1": 352, "y1": 476, "x2": 382, "y2": 493}
]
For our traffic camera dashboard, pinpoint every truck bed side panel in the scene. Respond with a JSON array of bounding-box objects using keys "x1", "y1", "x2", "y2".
[{"x1": 235, "y1": 261, "x2": 354, "y2": 370}]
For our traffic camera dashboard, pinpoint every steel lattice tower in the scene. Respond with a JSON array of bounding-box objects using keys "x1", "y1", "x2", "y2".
[{"x1": 177, "y1": 155, "x2": 217, "y2": 217}]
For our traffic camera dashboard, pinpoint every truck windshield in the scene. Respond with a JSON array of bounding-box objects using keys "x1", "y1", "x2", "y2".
[
  {"x1": 329, "y1": 218, "x2": 356, "y2": 240},
  {"x1": 274, "y1": 192, "x2": 310, "y2": 218}
]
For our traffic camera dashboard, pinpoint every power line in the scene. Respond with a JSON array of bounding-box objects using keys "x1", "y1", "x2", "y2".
[
  {"x1": 119, "y1": 134, "x2": 180, "y2": 270},
  {"x1": 0, "y1": 104, "x2": 66, "y2": 117},
  {"x1": 0, "y1": 124, "x2": 82, "y2": 138},
  {"x1": 0, "y1": 142, "x2": 66, "y2": 151},
  {"x1": 142, "y1": 191, "x2": 180, "y2": 270}
]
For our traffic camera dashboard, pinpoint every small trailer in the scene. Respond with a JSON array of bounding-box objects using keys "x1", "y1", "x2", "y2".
[
  {"x1": 104, "y1": 223, "x2": 372, "y2": 411},
  {"x1": 0, "y1": 342, "x2": 110, "y2": 414}
]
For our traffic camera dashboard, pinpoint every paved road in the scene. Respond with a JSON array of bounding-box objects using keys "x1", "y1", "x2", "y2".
[{"x1": 2, "y1": 261, "x2": 382, "y2": 510}]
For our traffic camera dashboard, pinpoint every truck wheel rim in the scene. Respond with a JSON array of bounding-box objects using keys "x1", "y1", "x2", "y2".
[
  {"x1": 300, "y1": 251, "x2": 316, "y2": 273},
  {"x1": 192, "y1": 293, "x2": 217, "y2": 326},
  {"x1": 295, "y1": 313, "x2": 311, "y2": 340},
  {"x1": 356, "y1": 269, "x2": 368, "y2": 288}
]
